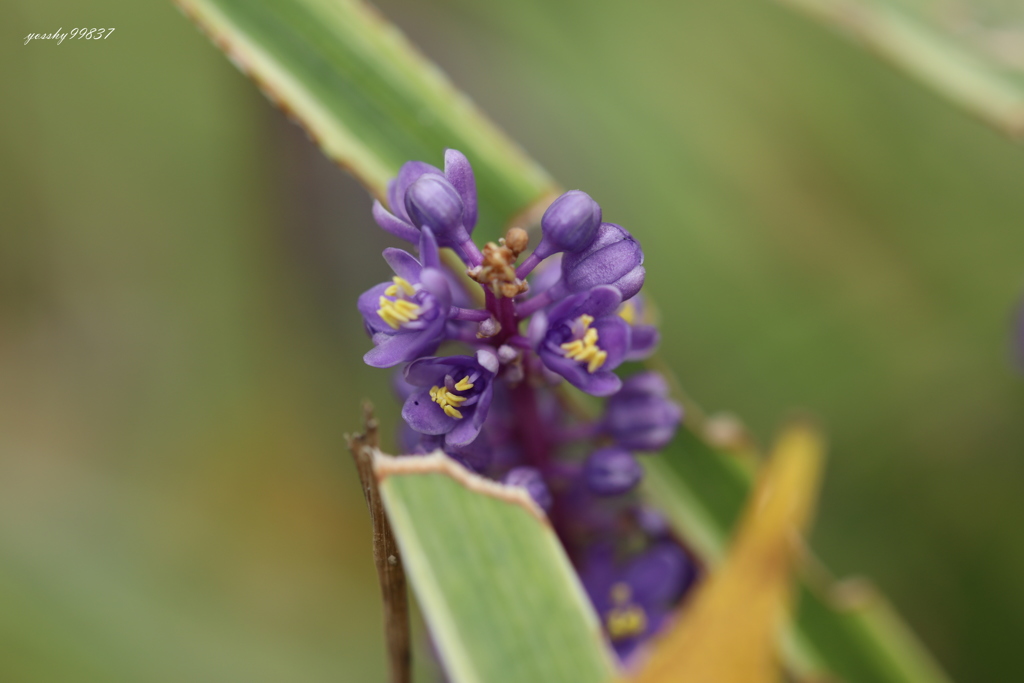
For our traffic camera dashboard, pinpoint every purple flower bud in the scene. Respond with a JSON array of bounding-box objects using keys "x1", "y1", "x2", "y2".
[
  {"x1": 603, "y1": 372, "x2": 683, "y2": 451},
  {"x1": 541, "y1": 190, "x2": 602, "y2": 253},
  {"x1": 584, "y1": 447, "x2": 642, "y2": 496},
  {"x1": 405, "y1": 175, "x2": 465, "y2": 237},
  {"x1": 372, "y1": 153, "x2": 480, "y2": 259},
  {"x1": 561, "y1": 223, "x2": 645, "y2": 301},
  {"x1": 401, "y1": 349, "x2": 499, "y2": 447},
  {"x1": 503, "y1": 466, "x2": 552, "y2": 512}
]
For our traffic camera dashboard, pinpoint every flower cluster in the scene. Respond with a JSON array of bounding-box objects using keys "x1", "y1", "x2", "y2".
[{"x1": 358, "y1": 150, "x2": 696, "y2": 662}]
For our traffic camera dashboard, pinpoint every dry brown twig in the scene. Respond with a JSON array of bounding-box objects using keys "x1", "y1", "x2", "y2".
[{"x1": 346, "y1": 403, "x2": 411, "y2": 683}]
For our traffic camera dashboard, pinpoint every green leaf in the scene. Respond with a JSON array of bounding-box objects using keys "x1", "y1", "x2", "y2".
[
  {"x1": 174, "y1": 0, "x2": 557, "y2": 238},
  {"x1": 375, "y1": 451, "x2": 616, "y2": 683},
  {"x1": 774, "y1": 0, "x2": 1024, "y2": 139},
  {"x1": 643, "y1": 424, "x2": 953, "y2": 683}
]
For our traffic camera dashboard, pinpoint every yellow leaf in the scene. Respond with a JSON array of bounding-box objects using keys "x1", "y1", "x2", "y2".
[{"x1": 627, "y1": 423, "x2": 824, "y2": 683}]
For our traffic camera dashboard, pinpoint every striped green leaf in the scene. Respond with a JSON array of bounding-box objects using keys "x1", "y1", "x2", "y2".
[
  {"x1": 175, "y1": 0, "x2": 556, "y2": 238},
  {"x1": 375, "y1": 452, "x2": 616, "y2": 683},
  {"x1": 775, "y1": 0, "x2": 1024, "y2": 139}
]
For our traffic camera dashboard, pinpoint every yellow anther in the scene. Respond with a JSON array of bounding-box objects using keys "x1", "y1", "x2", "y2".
[
  {"x1": 606, "y1": 606, "x2": 648, "y2": 640},
  {"x1": 429, "y1": 383, "x2": 470, "y2": 419},
  {"x1": 605, "y1": 582, "x2": 647, "y2": 640},
  {"x1": 560, "y1": 315, "x2": 607, "y2": 373},
  {"x1": 454, "y1": 376, "x2": 475, "y2": 392},
  {"x1": 377, "y1": 295, "x2": 422, "y2": 330},
  {"x1": 384, "y1": 276, "x2": 416, "y2": 297},
  {"x1": 618, "y1": 301, "x2": 637, "y2": 326}
]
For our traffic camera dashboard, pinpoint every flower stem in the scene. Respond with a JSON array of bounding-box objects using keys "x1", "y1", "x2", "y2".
[{"x1": 449, "y1": 306, "x2": 492, "y2": 322}]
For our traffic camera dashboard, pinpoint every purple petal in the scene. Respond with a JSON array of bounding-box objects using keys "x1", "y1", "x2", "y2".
[
  {"x1": 580, "y1": 371, "x2": 623, "y2": 397},
  {"x1": 541, "y1": 351, "x2": 622, "y2": 396},
  {"x1": 419, "y1": 268, "x2": 453, "y2": 312},
  {"x1": 404, "y1": 355, "x2": 480, "y2": 386},
  {"x1": 373, "y1": 201, "x2": 420, "y2": 244},
  {"x1": 621, "y1": 371, "x2": 670, "y2": 396},
  {"x1": 446, "y1": 414, "x2": 484, "y2": 447},
  {"x1": 404, "y1": 356, "x2": 453, "y2": 386},
  {"x1": 527, "y1": 310, "x2": 549, "y2": 348},
  {"x1": 625, "y1": 325, "x2": 659, "y2": 361},
  {"x1": 627, "y1": 542, "x2": 696, "y2": 606},
  {"x1": 382, "y1": 248, "x2": 423, "y2": 282},
  {"x1": 591, "y1": 317, "x2": 630, "y2": 370},
  {"x1": 419, "y1": 227, "x2": 441, "y2": 269},
  {"x1": 357, "y1": 282, "x2": 393, "y2": 334},
  {"x1": 363, "y1": 330, "x2": 441, "y2": 369},
  {"x1": 444, "y1": 149, "x2": 478, "y2": 230},
  {"x1": 402, "y1": 389, "x2": 457, "y2": 435},
  {"x1": 548, "y1": 285, "x2": 622, "y2": 325},
  {"x1": 613, "y1": 265, "x2": 646, "y2": 302}
]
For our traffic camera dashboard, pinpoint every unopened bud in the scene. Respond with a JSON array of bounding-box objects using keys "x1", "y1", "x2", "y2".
[
  {"x1": 405, "y1": 175, "x2": 465, "y2": 238},
  {"x1": 561, "y1": 223, "x2": 645, "y2": 301},
  {"x1": 505, "y1": 227, "x2": 529, "y2": 255},
  {"x1": 541, "y1": 190, "x2": 602, "y2": 253},
  {"x1": 584, "y1": 447, "x2": 642, "y2": 496}
]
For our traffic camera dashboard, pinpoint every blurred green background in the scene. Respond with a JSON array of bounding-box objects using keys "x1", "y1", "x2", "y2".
[{"x1": 3, "y1": 0, "x2": 1023, "y2": 680}]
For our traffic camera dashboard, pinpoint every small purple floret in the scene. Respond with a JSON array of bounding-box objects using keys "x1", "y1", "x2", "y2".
[
  {"x1": 581, "y1": 541, "x2": 697, "y2": 661},
  {"x1": 584, "y1": 447, "x2": 643, "y2": 496},
  {"x1": 531, "y1": 286, "x2": 629, "y2": 396},
  {"x1": 503, "y1": 466, "x2": 553, "y2": 512},
  {"x1": 357, "y1": 228, "x2": 453, "y2": 368},
  {"x1": 401, "y1": 349, "x2": 498, "y2": 447},
  {"x1": 603, "y1": 372, "x2": 683, "y2": 451}
]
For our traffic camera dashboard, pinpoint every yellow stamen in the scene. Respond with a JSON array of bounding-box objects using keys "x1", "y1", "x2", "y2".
[
  {"x1": 618, "y1": 301, "x2": 637, "y2": 326},
  {"x1": 560, "y1": 314, "x2": 607, "y2": 373},
  {"x1": 377, "y1": 295, "x2": 422, "y2": 330},
  {"x1": 429, "y1": 376, "x2": 475, "y2": 419},
  {"x1": 384, "y1": 276, "x2": 416, "y2": 297},
  {"x1": 605, "y1": 582, "x2": 648, "y2": 640}
]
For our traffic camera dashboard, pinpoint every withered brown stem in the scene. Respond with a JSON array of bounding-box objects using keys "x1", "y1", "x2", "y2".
[{"x1": 346, "y1": 403, "x2": 411, "y2": 683}]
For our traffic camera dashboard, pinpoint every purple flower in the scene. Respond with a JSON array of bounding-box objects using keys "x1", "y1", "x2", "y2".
[
  {"x1": 581, "y1": 542, "x2": 697, "y2": 661},
  {"x1": 357, "y1": 229, "x2": 453, "y2": 368},
  {"x1": 617, "y1": 294, "x2": 659, "y2": 360},
  {"x1": 561, "y1": 223, "x2": 645, "y2": 301},
  {"x1": 530, "y1": 286, "x2": 630, "y2": 396},
  {"x1": 603, "y1": 372, "x2": 683, "y2": 451},
  {"x1": 372, "y1": 150, "x2": 480, "y2": 262},
  {"x1": 584, "y1": 447, "x2": 643, "y2": 496},
  {"x1": 401, "y1": 349, "x2": 499, "y2": 447},
  {"x1": 503, "y1": 466, "x2": 552, "y2": 512}
]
